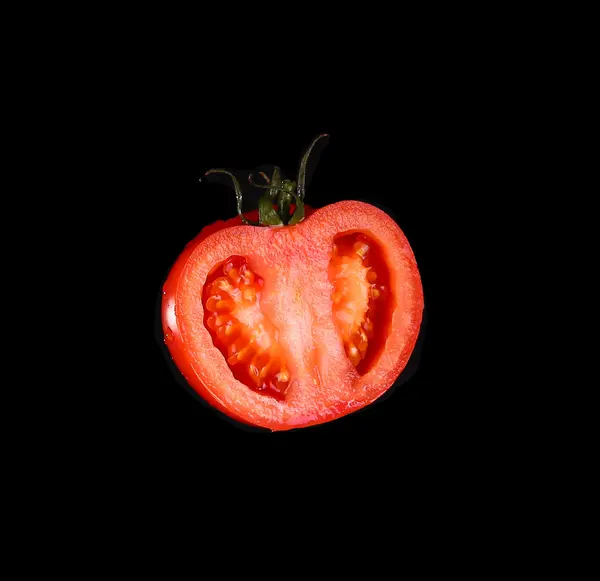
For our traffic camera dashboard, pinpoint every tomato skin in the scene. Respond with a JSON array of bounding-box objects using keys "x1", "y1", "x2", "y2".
[
  {"x1": 161, "y1": 222, "x2": 245, "y2": 427},
  {"x1": 161, "y1": 202, "x2": 422, "y2": 431}
]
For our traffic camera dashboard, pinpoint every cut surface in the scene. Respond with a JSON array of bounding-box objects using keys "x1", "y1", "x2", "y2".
[
  {"x1": 162, "y1": 201, "x2": 423, "y2": 431},
  {"x1": 203, "y1": 256, "x2": 290, "y2": 400}
]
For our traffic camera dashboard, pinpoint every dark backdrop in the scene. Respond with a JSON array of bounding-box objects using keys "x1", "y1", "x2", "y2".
[{"x1": 113, "y1": 84, "x2": 483, "y2": 473}]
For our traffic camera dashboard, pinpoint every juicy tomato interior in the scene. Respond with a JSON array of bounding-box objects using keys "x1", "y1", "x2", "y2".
[
  {"x1": 328, "y1": 232, "x2": 392, "y2": 374},
  {"x1": 201, "y1": 232, "x2": 393, "y2": 401},
  {"x1": 203, "y1": 256, "x2": 290, "y2": 400}
]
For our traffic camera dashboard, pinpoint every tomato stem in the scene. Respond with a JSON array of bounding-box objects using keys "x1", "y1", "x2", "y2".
[
  {"x1": 204, "y1": 134, "x2": 329, "y2": 227},
  {"x1": 297, "y1": 133, "x2": 329, "y2": 201}
]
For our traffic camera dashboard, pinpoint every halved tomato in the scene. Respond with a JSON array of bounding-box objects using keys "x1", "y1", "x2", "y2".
[{"x1": 161, "y1": 135, "x2": 423, "y2": 430}]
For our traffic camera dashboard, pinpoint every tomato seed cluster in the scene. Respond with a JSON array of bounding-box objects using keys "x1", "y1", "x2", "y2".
[
  {"x1": 330, "y1": 235, "x2": 386, "y2": 369},
  {"x1": 203, "y1": 258, "x2": 290, "y2": 400}
]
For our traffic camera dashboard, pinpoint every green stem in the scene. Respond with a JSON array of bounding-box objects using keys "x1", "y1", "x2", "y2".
[
  {"x1": 297, "y1": 133, "x2": 329, "y2": 201},
  {"x1": 203, "y1": 134, "x2": 328, "y2": 227}
]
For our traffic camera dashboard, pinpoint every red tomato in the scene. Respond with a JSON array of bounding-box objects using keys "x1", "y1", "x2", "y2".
[{"x1": 161, "y1": 136, "x2": 423, "y2": 430}]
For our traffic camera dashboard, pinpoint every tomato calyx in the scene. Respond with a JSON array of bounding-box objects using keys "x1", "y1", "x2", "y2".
[{"x1": 203, "y1": 133, "x2": 329, "y2": 227}]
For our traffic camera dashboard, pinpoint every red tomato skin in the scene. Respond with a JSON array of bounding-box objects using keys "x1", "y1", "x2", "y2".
[{"x1": 161, "y1": 203, "x2": 422, "y2": 431}]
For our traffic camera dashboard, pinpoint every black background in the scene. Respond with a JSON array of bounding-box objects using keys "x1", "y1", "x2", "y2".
[
  {"x1": 22, "y1": 15, "x2": 542, "y2": 543},
  {"x1": 112, "y1": 76, "x2": 487, "y2": 473}
]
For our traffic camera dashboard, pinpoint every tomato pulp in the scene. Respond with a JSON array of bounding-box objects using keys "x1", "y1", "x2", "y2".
[{"x1": 161, "y1": 136, "x2": 423, "y2": 430}]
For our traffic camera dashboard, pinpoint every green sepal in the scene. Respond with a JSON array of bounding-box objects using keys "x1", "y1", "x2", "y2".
[
  {"x1": 270, "y1": 166, "x2": 282, "y2": 191},
  {"x1": 288, "y1": 198, "x2": 305, "y2": 225},
  {"x1": 258, "y1": 193, "x2": 283, "y2": 226},
  {"x1": 277, "y1": 179, "x2": 296, "y2": 224}
]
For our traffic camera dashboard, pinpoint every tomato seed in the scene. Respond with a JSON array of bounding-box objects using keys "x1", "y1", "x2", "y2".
[
  {"x1": 353, "y1": 241, "x2": 369, "y2": 258},
  {"x1": 224, "y1": 323, "x2": 241, "y2": 339},
  {"x1": 226, "y1": 267, "x2": 241, "y2": 284},
  {"x1": 357, "y1": 330, "x2": 368, "y2": 352},
  {"x1": 347, "y1": 344, "x2": 361, "y2": 367},
  {"x1": 205, "y1": 296, "x2": 220, "y2": 311},
  {"x1": 236, "y1": 344, "x2": 254, "y2": 364},
  {"x1": 212, "y1": 277, "x2": 233, "y2": 292},
  {"x1": 260, "y1": 359, "x2": 275, "y2": 379},
  {"x1": 216, "y1": 299, "x2": 235, "y2": 311},
  {"x1": 249, "y1": 363, "x2": 260, "y2": 381}
]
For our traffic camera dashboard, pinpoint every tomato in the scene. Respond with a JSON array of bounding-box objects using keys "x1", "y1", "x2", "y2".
[{"x1": 161, "y1": 135, "x2": 423, "y2": 430}]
